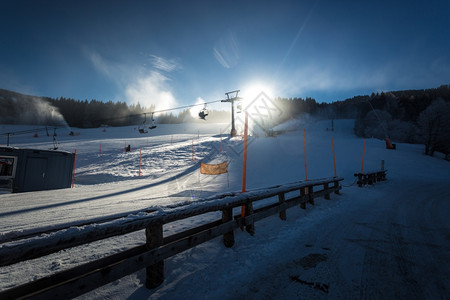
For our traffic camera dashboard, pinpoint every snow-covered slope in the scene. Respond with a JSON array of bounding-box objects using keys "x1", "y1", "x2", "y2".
[{"x1": 1, "y1": 119, "x2": 449, "y2": 299}]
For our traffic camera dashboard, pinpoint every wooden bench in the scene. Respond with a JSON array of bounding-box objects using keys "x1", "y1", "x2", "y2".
[{"x1": 354, "y1": 170, "x2": 387, "y2": 187}]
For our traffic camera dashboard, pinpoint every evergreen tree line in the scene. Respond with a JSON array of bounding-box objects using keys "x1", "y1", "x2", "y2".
[
  {"x1": 1, "y1": 84, "x2": 449, "y2": 156},
  {"x1": 0, "y1": 90, "x2": 230, "y2": 128},
  {"x1": 272, "y1": 84, "x2": 450, "y2": 157},
  {"x1": 46, "y1": 97, "x2": 232, "y2": 126},
  {"x1": 350, "y1": 85, "x2": 450, "y2": 157}
]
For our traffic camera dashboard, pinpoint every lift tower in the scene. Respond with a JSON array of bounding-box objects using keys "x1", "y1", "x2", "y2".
[{"x1": 221, "y1": 90, "x2": 242, "y2": 137}]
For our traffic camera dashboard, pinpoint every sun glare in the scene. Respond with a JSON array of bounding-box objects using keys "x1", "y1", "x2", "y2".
[
  {"x1": 240, "y1": 82, "x2": 275, "y2": 111},
  {"x1": 241, "y1": 82, "x2": 274, "y2": 101}
]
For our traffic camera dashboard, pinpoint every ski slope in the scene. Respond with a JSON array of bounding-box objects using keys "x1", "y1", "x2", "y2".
[{"x1": 0, "y1": 119, "x2": 449, "y2": 299}]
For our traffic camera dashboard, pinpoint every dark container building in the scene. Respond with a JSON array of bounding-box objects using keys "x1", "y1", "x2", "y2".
[{"x1": 0, "y1": 147, "x2": 75, "y2": 193}]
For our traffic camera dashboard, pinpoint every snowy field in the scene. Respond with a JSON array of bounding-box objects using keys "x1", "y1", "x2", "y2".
[{"x1": 0, "y1": 119, "x2": 449, "y2": 299}]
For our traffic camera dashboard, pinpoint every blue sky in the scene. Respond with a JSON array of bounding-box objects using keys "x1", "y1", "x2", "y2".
[{"x1": 1, "y1": 0, "x2": 449, "y2": 110}]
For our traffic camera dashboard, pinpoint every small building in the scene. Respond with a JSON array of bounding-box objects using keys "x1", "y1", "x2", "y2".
[{"x1": 0, "y1": 147, "x2": 75, "y2": 193}]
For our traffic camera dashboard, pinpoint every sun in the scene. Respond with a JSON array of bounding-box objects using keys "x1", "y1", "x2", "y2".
[
  {"x1": 241, "y1": 82, "x2": 274, "y2": 101},
  {"x1": 239, "y1": 81, "x2": 275, "y2": 111}
]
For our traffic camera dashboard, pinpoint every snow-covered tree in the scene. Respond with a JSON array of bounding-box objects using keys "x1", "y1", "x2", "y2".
[
  {"x1": 417, "y1": 99, "x2": 450, "y2": 156},
  {"x1": 388, "y1": 120, "x2": 417, "y2": 143},
  {"x1": 363, "y1": 109, "x2": 392, "y2": 139}
]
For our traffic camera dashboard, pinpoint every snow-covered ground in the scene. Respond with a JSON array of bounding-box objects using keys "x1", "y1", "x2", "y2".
[{"x1": 0, "y1": 119, "x2": 449, "y2": 299}]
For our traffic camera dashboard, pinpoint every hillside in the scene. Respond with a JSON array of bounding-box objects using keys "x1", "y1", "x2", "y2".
[{"x1": 0, "y1": 119, "x2": 449, "y2": 298}]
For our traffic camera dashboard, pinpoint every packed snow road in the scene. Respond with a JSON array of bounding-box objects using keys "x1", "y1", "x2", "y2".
[
  {"x1": 355, "y1": 179, "x2": 450, "y2": 299},
  {"x1": 146, "y1": 176, "x2": 448, "y2": 300}
]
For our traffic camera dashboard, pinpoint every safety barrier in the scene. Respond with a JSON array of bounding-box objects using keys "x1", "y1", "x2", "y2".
[{"x1": 0, "y1": 177, "x2": 343, "y2": 299}]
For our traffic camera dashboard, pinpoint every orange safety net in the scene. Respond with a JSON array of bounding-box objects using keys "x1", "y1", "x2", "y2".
[{"x1": 200, "y1": 161, "x2": 227, "y2": 175}]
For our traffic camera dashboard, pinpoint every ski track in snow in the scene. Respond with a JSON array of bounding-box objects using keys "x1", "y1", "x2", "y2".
[{"x1": 1, "y1": 120, "x2": 449, "y2": 299}]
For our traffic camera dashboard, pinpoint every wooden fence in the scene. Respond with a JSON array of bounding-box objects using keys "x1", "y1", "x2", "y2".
[
  {"x1": 354, "y1": 170, "x2": 387, "y2": 187},
  {"x1": 0, "y1": 177, "x2": 343, "y2": 299}
]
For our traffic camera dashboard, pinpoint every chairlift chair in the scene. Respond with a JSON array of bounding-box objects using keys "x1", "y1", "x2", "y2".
[
  {"x1": 237, "y1": 102, "x2": 243, "y2": 113},
  {"x1": 149, "y1": 112, "x2": 157, "y2": 129},
  {"x1": 138, "y1": 113, "x2": 148, "y2": 134},
  {"x1": 199, "y1": 105, "x2": 209, "y2": 120}
]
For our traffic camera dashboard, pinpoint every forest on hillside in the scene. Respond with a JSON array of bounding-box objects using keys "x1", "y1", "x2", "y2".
[
  {"x1": 1, "y1": 84, "x2": 449, "y2": 157},
  {"x1": 0, "y1": 89, "x2": 231, "y2": 128},
  {"x1": 273, "y1": 85, "x2": 450, "y2": 157}
]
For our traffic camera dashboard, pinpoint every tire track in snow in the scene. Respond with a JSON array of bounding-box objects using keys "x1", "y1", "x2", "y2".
[{"x1": 359, "y1": 180, "x2": 449, "y2": 299}]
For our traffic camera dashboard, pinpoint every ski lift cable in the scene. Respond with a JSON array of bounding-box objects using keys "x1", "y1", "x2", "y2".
[
  {"x1": 0, "y1": 126, "x2": 64, "y2": 138},
  {"x1": 142, "y1": 99, "x2": 223, "y2": 116},
  {"x1": 83, "y1": 98, "x2": 226, "y2": 126}
]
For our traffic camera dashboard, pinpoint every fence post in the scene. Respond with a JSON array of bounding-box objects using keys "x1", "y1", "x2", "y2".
[
  {"x1": 300, "y1": 187, "x2": 306, "y2": 209},
  {"x1": 357, "y1": 174, "x2": 363, "y2": 187},
  {"x1": 222, "y1": 208, "x2": 235, "y2": 247},
  {"x1": 333, "y1": 180, "x2": 340, "y2": 194},
  {"x1": 145, "y1": 223, "x2": 164, "y2": 289},
  {"x1": 324, "y1": 183, "x2": 330, "y2": 200},
  {"x1": 278, "y1": 193, "x2": 287, "y2": 220},
  {"x1": 308, "y1": 185, "x2": 314, "y2": 205},
  {"x1": 244, "y1": 203, "x2": 255, "y2": 236}
]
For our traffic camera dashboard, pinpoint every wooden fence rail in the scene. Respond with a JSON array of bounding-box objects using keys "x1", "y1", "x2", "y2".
[{"x1": 0, "y1": 177, "x2": 343, "y2": 299}]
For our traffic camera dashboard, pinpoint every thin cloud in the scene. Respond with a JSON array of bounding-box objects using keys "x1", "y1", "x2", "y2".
[
  {"x1": 150, "y1": 55, "x2": 181, "y2": 72},
  {"x1": 83, "y1": 46, "x2": 128, "y2": 90},
  {"x1": 83, "y1": 48, "x2": 180, "y2": 110},
  {"x1": 125, "y1": 71, "x2": 177, "y2": 111},
  {"x1": 213, "y1": 48, "x2": 230, "y2": 69},
  {"x1": 281, "y1": 62, "x2": 391, "y2": 97},
  {"x1": 213, "y1": 31, "x2": 240, "y2": 69},
  {"x1": 83, "y1": 47, "x2": 114, "y2": 78}
]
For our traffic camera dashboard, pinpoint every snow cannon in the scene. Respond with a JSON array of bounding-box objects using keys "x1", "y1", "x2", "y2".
[{"x1": 385, "y1": 138, "x2": 396, "y2": 150}]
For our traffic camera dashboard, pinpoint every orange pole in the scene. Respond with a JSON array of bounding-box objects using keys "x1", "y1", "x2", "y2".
[
  {"x1": 303, "y1": 129, "x2": 308, "y2": 181},
  {"x1": 241, "y1": 111, "x2": 249, "y2": 218},
  {"x1": 99, "y1": 144, "x2": 101, "y2": 156},
  {"x1": 192, "y1": 139, "x2": 194, "y2": 161},
  {"x1": 139, "y1": 148, "x2": 142, "y2": 176},
  {"x1": 361, "y1": 139, "x2": 366, "y2": 173},
  {"x1": 71, "y1": 149, "x2": 77, "y2": 188},
  {"x1": 242, "y1": 111, "x2": 248, "y2": 192},
  {"x1": 331, "y1": 137, "x2": 337, "y2": 177}
]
